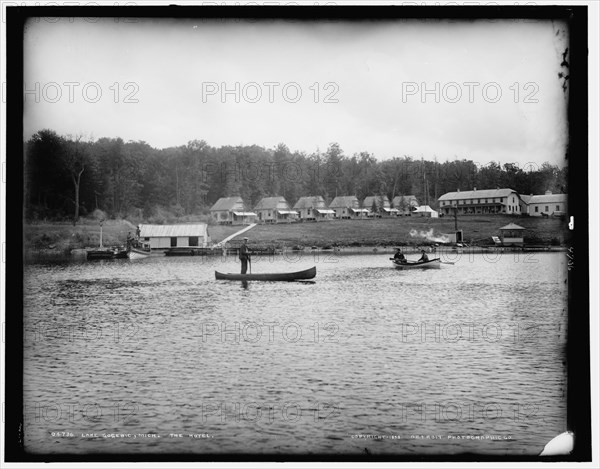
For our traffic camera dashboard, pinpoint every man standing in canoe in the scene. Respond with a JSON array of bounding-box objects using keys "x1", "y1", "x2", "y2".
[{"x1": 239, "y1": 237, "x2": 251, "y2": 274}]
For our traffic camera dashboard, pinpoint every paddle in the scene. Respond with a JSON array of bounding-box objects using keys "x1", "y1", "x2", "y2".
[{"x1": 248, "y1": 255, "x2": 252, "y2": 274}]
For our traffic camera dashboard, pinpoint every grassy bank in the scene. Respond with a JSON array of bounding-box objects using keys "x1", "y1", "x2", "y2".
[
  {"x1": 23, "y1": 215, "x2": 568, "y2": 254},
  {"x1": 225, "y1": 215, "x2": 568, "y2": 248}
]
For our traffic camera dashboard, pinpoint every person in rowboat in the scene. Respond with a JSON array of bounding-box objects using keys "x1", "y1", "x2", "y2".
[
  {"x1": 393, "y1": 248, "x2": 407, "y2": 264},
  {"x1": 419, "y1": 249, "x2": 429, "y2": 263},
  {"x1": 239, "y1": 237, "x2": 251, "y2": 274}
]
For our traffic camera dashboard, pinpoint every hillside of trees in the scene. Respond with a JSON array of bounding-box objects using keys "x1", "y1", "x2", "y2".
[{"x1": 24, "y1": 129, "x2": 568, "y2": 224}]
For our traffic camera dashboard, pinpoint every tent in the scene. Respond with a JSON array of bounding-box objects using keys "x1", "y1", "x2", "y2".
[{"x1": 412, "y1": 205, "x2": 439, "y2": 218}]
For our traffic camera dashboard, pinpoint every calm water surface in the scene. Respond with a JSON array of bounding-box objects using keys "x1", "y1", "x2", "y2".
[{"x1": 23, "y1": 251, "x2": 568, "y2": 456}]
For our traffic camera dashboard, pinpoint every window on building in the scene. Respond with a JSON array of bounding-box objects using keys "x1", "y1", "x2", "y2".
[
  {"x1": 556, "y1": 205, "x2": 560, "y2": 211},
  {"x1": 508, "y1": 206, "x2": 511, "y2": 212},
  {"x1": 545, "y1": 206, "x2": 549, "y2": 212},
  {"x1": 170, "y1": 237, "x2": 177, "y2": 247},
  {"x1": 535, "y1": 206, "x2": 539, "y2": 212},
  {"x1": 189, "y1": 236, "x2": 199, "y2": 247}
]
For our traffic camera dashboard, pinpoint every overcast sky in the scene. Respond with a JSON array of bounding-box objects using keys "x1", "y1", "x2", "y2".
[{"x1": 23, "y1": 17, "x2": 569, "y2": 167}]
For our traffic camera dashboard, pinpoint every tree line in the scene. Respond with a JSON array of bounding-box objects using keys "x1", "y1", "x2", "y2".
[{"x1": 24, "y1": 129, "x2": 568, "y2": 223}]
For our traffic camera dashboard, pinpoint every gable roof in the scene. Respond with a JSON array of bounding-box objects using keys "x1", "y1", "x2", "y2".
[
  {"x1": 519, "y1": 195, "x2": 533, "y2": 204},
  {"x1": 499, "y1": 223, "x2": 526, "y2": 230},
  {"x1": 254, "y1": 196, "x2": 290, "y2": 210},
  {"x1": 528, "y1": 193, "x2": 567, "y2": 204},
  {"x1": 139, "y1": 223, "x2": 208, "y2": 237},
  {"x1": 438, "y1": 188, "x2": 517, "y2": 201},
  {"x1": 210, "y1": 196, "x2": 244, "y2": 211},
  {"x1": 363, "y1": 195, "x2": 390, "y2": 208},
  {"x1": 329, "y1": 196, "x2": 359, "y2": 208},
  {"x1": 392, "y1": 195, "x2": 419, "y2": 206},
  {"x1": 293, "y1": 196, "x2": 326, "y2": 209},
  {"x1": 413, "y1": 205, "x2": 437, "y2": 213}
]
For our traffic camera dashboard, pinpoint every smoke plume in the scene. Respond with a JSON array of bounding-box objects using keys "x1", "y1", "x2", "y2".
[{"x1": 409, "y1": 228, "x2": 451, "y2": 243}]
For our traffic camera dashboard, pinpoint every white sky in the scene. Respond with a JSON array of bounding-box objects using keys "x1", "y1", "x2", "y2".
[{"x1": 23, "y1": 17, "x2": 569, "y2": 167}]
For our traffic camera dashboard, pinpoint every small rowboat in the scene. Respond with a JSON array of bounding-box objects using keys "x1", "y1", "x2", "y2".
[
  {"x1": 127, "y1": 247, "x2": 151, "y2": 260},
  {"x1": 392, "y1": 258, "x2": 441, "y2": 270},
  {"x1": 215, "y1": 266, "x2": 316, "y2": 281}
]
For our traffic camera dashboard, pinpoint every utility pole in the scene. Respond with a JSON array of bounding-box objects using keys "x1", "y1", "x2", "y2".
[{"x1": 453, "y1": 203, "x2": 458, "y2": 231}]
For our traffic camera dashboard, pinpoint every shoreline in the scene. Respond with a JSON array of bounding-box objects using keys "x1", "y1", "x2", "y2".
[
  {"x1": 23, "y1": 244, "x2": 567, "y2": 263},
  {"x1": 23, "y1": 215, "x2": 569, "y2": 262}
]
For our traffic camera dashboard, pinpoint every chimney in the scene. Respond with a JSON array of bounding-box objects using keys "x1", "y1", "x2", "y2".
[{"x1": 545, "y1": 190, "x2": 552, "y2": 195}]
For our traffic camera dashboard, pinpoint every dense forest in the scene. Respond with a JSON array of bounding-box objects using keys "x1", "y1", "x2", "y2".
[{"x1": 24, "y1": 129, "x2": 568, "y2": 223}]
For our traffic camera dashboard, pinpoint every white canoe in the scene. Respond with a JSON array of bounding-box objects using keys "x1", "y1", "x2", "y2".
[{"x1": 392, "y1": 258, "x2": 441, "y2": 270}]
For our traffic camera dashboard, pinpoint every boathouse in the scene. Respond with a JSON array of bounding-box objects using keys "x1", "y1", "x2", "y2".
[
  {"x1": 139, "y1": 224, "x2": 210, "y2": 249},
  {"x1": 499, "y1": 223, "x2": 525, "y2": 246}
]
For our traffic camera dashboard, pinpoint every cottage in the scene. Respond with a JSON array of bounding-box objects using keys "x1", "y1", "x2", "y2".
[
  {"x1": 254, "y1": 196, "x2": 297, "y2": 223},
  {"x1": 438, "y1": 188, "x2": 522, "y2": 216},
  {"x1": 381, "y1": 207, "x2": 400, "y2": 217},
  {"x1": 350, "y1": 208, "x2": 370, "y2": 219},
  {"x1": 293, "y1": 196, "x2": 332, "y2": 221},
  {"x1": 392, "y1": 195, "x2": 419, "y2": 216},
  {"x1": 139, "y1": 224, "x2": 210, "y2": 249},
  {"x1": 523, "y1": 191, "x2": 567, "y2": 217},
  {"x1": 363, "y1": 195, "x2": 391, "y2": 217},
  {"x1": 499, "y1": 223, "x2": 525, "y2": 246},
  {"x1": 329, "y1": 196, "x2": 361, "y2": 219},
  {"x1": 209, "y1": 197, "x2": 257, "y2": 225}
]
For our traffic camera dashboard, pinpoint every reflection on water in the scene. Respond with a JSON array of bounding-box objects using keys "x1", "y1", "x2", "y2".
[{"x1": 23, "y1": 252, "x2": 568, "y2": 456}]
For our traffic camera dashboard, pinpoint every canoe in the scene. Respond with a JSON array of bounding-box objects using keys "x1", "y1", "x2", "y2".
[
  {"x1": 127, "y1": 247, "x2": 151, "y2": 260},
  {"x1": 392, "y1": 258, "x2": 441, "y2": 270},
  {"x1": 215, "y1": 266, "x2": 316, "y2": 281}
]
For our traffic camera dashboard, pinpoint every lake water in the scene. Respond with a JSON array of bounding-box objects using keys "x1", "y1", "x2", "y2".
[{"x1": 22, "y1": 251, "x2": 568, "y2": 457}]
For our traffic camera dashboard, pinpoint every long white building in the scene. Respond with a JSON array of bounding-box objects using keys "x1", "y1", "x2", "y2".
[{"x1": 438, "y1": 188, "x2": 522, "y2": 216}]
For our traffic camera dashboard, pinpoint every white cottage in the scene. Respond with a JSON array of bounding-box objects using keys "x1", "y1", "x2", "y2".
[
  {"x1": 209, "y1": 197, "x2": 257, "y2": 225},
  {"x1": 329, "y1": 196, "x2": 361, "y2": 219},
  {"x1": 293, "y1": 196, "x2": 333, "y2": 221},
  {"x1": 254, "y1": 196, "x2": 297, "y2": 223}
]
